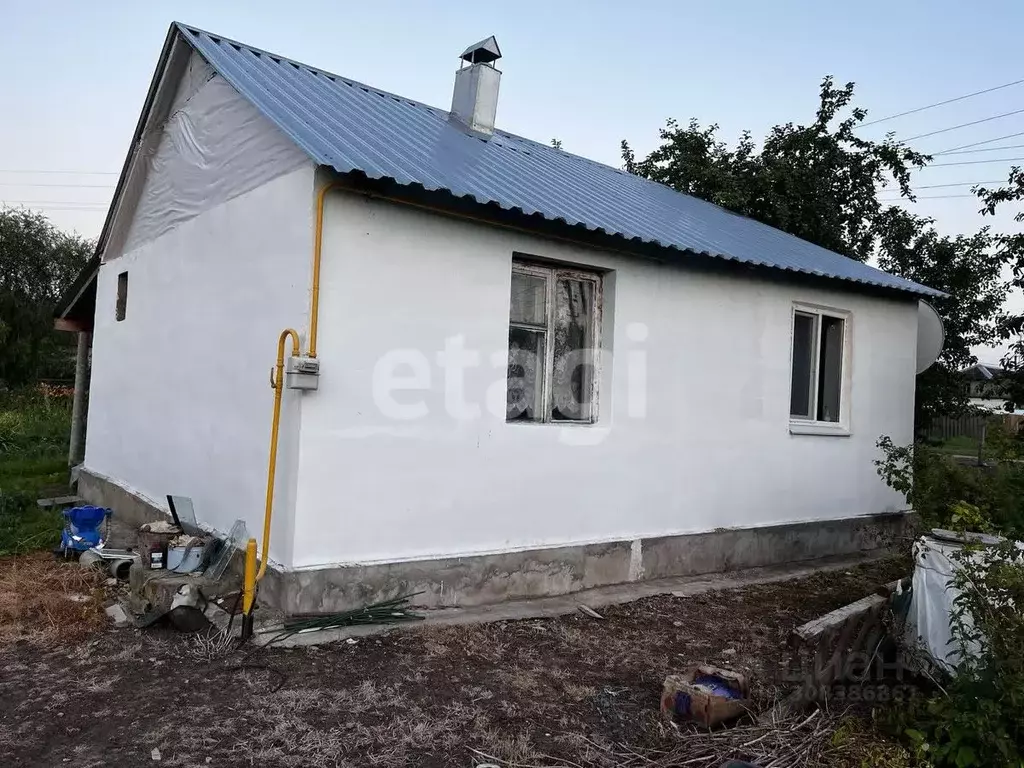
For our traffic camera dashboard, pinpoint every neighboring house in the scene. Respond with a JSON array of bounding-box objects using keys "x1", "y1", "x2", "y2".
[
  {"x1": 961, "y1": 363, "x2": 1022, "y2": 414},
  {"x1": 56, "y1": 23, "x2": 942, "y2": 613}
]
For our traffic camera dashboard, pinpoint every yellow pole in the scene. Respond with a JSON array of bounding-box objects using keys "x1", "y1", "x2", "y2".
[
  {"x1": 242, "y1": 537, "x2": 257, "y2": 613},
  {"x1": 240, "y1": 537, "x2": 258, "y2": 640}
]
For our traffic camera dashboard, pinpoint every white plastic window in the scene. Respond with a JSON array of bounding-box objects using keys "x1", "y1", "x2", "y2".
[{"x1": 790, "y1": 305, "x2": 848, "y2": 425}]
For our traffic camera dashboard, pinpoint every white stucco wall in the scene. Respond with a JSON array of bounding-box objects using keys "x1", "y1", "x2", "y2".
[
  {"x1": 290, "y1": 192, "x2": 918, "y2": 569},
  {"x1": 84, "y1": 164, "x2": 315, "y2": 566}
]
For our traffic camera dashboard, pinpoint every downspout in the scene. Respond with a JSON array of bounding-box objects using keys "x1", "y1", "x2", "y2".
[{"x1": 241, "y1": 180, "x2": 339, "y2": 640}]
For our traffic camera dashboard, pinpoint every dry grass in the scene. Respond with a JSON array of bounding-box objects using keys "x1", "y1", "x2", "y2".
[{"x1": 0, "y1": 552, "x2": 106, "y2": 646}]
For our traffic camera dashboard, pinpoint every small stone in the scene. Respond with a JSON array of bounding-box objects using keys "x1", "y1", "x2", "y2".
[
  {"x1": 105, "y1": 604, "x2": 129, "y2": 626},
  {"x1": 57, "y1": 712, "x2": 64, "y2": 717},
  {"x1": 105, "y1": 577, "x2": 118, "y2": 587},
  {"x1": 672, "y1": 621, "x2": 682, "y2": 627},
  {"x1": 205, "y1": 759, "x2": 212, "y2": 764},
  {"x1": 151, "y1": 748, "x2": 162, "y2": 761},
  {"x1": 345, "y1": 638, "x2": 358, "y2": 645}
]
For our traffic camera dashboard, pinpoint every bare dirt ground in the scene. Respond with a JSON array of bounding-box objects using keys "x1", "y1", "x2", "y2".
[{"x1": 0, "y1": 557, "x2": 908, "y2": 768}]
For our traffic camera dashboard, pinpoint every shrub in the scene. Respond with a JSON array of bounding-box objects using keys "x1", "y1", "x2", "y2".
[
  {"x1": 884, "y1": 542, "x2": 1024, "y2": 767},
  {"x1": 875, "y1": 437, "x2": 1024, "y2": 538}
]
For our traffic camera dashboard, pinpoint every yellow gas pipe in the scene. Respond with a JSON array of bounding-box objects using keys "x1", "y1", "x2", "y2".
[{"x1": 240, "y1": 182, "x2": 339, "y2": 639}]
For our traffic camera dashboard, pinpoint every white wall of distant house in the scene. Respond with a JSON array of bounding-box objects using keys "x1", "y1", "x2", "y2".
[{"x1": 290, "y1": 191, "x2": 919, "y2": 569}]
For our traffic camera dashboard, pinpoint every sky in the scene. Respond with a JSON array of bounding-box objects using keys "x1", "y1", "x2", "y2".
[{"x1": 2, "y1": 0, "x2": 1022, "y2": 361}]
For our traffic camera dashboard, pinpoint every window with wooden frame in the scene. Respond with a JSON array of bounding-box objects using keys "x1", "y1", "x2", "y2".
[
  {"x1": 506, "y1": 260, "x2": 602, "y2": 423},
  {"x1": 789, "y1": 305, "x2": 849, "y2": 426}
]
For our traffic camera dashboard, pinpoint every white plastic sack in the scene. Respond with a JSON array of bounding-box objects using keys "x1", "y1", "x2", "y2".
[{"x1": 907, "y1": 536, "x2": 982, "y2": 672}]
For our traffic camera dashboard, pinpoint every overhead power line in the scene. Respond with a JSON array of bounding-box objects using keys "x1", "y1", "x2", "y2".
[
  {"x1": 936, "y1": 144, "x2": 1024, "y2": 155},
  {"x1": 0, "y1": 200, "x2": 108, "y2": 207},
  {"x1": 0, "y1": 169, "x2": 117, "y2": 175},
  {"x1": 0, "y1": 182, "x2": 113, "y2": 188},
  {"x1": 903, "y1": 108, "x2": 1024, "y2": 142},
  {"x1": 884, "y1": 180, "x2": 1006, "y2": 191},
  {"x1": 933, "y1": 132, "x2": 1024, "y2": 154},
  {"x1": 860, "y1": 78, "x2": 1024, "y2": 128},
  {"x1": 888, "y1": 193, "x2": 981, "y2": 200},
  {"x1": 920, "y1": 156, "x2": 1024, "y2": 167}
]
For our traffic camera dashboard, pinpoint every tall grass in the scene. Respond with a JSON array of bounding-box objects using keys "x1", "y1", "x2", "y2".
[{"x1": 0, "y1": 386, "x2": 73, "y2": 555}]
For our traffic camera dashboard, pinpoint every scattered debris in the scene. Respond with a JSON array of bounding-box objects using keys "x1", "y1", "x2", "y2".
[
  {"x1": 578, "y1": 604, "x2": 604, "y2": 620},
  {"x1": 167, "y1": 585, "x2": 210, "y2": 633},
  {"x1": 167, "y1": 534, "x2": 206, "y2": 574},
  {"x1": 661, "y1": 665, "x2": 752, "y2": 728},
  {"x1": 80, "y1": 547, "x2": 140, "y2": 580},
  {"x1": 140, "y1": 520, "x2": 179, "y2": 535},
  {"x1": 105, "y1": 604, "x2": 129, "y2": 627},
  {"x1": 260, "y1": 593, "x2": 424, "y2": 646}
]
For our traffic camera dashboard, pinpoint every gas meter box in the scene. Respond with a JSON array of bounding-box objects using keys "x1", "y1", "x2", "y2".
[{"x1": 285, "y1": 356, "x2": 320, "y2": 390}]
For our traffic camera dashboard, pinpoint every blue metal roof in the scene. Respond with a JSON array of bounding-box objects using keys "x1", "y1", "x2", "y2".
[{"x1": 178, "y1": 23, "x2": 941, "y2": 299}]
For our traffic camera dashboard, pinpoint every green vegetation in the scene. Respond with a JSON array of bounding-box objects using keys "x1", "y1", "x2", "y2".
[
  {"x1": 0, "y1": 387, "x2": 72, "y2": 556},
  {"x1": 0, "y1": 207, "x2": 92, "y2": 386},
  {"x1": 875, "y1": 437, "x2": 1024, "y2": 766},
  {"x1": 930, "y1": 435, "x2": 986, "y2": 459}
]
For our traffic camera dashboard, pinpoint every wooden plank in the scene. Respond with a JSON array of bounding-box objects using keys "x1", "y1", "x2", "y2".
[{"x1": 37, "y1": 495, "x2": 83, "y2": 508}]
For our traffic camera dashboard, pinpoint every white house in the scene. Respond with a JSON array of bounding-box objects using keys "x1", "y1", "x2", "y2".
[{"x1": 57, "y1": 23, "x2": 941, "y2": 613}]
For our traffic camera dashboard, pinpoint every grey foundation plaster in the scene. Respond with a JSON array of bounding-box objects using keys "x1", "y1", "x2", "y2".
[{"x1": 79, "y1": 468, "x2": 913, "y2": 616}]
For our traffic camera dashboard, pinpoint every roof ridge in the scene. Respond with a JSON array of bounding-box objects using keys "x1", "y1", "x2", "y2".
[{"x1": 173, "y1": 21, "x2": 447, "y2": 116}]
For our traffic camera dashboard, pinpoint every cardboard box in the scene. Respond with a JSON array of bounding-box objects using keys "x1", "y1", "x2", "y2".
[{"x1": 661, "y1": 665, "x2": 752, "y2": 728}]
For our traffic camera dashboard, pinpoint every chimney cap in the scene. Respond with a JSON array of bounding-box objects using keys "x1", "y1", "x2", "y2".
[{"x1": 460, "y1": 36, "x2": 501, "y2": 65}]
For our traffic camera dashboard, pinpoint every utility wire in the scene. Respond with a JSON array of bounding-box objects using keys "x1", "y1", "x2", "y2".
[
  {"x1": 878, "y1": 193, "x2": 981, "y2": 200},
  {"x1": 0, "y1": 205, "x2": 108, "y2": 212},
  {"x1": 884, "y1": 180, "x2": 1006, "y2": 191},
  {"x1": 934, "y1": 131, "x2": 1024, "y2": 154},
  {"x1": 0, "y1": 169, "x2": 117, "y2": 175},
  {"x1": 903, "y1": 109, "x2": 1024, "y2": 142},
  {"x1": 0, "y1": 200, "x2": 109, "y2": 205},
  {"x1": 859, "y1": 78, "x2": 1024, "y2": 128},
  {"x1": 921, "y1": 156, "x2": 1024, "y2": 167},
  {"x1": 0, "y1": 182, "x2": 114, "y2": 188},
  {"x1": 936, "y1": 144, "x2": 1024, "y2": 155}
]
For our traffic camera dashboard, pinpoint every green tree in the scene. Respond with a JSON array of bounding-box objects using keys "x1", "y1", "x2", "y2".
[
  {"x1": 621, "y1": 76, "x2": 928, "y2": 262},
  {"x1": 622, "y1": 77, "x2": 1010, "y2": 427},
  {"x1": 874, "y1": 207, "x2": 1007, "y2": 427},
  {"x1": 976, "y1": 167, "x2": 1024, "y2": 408},
  {"x1": 0, "y1": 207, "x2": 92, "y2": 386}
]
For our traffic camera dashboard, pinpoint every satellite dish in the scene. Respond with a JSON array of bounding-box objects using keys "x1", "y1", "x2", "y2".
[{"x1": 917, "y1": 300, "x2": 945, "y2": 374}]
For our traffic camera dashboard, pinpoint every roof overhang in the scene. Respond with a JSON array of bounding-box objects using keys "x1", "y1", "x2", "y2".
[{"x1": 54, "y1": 255, "x2": 99, "y2": 332}]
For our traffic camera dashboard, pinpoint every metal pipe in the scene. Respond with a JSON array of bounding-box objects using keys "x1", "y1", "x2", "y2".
[
  {"x1": 309, "y1": 181, "x2": 341, "y2": 359},
  {"x1": 255, "y1": 328, "x2": 300, "y2": 583}
]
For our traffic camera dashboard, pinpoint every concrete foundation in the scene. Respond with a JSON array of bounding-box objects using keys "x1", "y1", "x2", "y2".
[{"x1": 79, "y1": 467, "x2": 913, "y2": 615}]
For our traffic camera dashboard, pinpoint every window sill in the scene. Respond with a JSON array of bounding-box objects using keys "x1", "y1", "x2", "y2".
[{"x1": 789, "y1": 421, "x2": 850, "y2": 437}]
